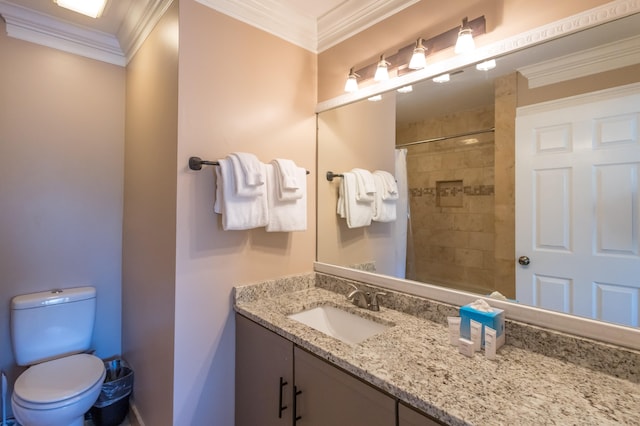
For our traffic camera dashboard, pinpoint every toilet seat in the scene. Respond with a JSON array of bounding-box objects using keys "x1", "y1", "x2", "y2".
[{"x1": 13, "y1": 354, "x2": 105, "y2": 408}]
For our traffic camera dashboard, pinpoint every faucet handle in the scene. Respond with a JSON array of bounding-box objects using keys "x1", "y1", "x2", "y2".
[{"x1": 369, "y1": 291, "x2": 387, "y2": 311}]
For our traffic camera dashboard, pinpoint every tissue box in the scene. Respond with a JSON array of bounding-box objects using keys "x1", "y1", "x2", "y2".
[{"x1": 460, "y1": 303, "x2": 505, "y2": 348}]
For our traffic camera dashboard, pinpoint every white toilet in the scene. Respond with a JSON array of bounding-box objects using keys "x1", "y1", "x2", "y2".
[{"x1": 10, "y1": 287, "x2": 106, "y2": 426}]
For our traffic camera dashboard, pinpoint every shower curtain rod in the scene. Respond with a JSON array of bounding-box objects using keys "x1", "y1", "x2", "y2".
[{"x1": 395, "y1": 127, "x2": 495, "y2": 148}]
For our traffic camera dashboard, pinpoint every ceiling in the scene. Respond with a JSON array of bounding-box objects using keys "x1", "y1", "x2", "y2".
[{"x1": 0, "y1": 0, "x2": 418, "y2": 66}]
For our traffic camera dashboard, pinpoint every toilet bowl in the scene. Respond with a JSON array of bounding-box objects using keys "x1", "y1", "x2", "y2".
[{"x1": 11, "y1": 354, "x2": 106, "y2": 426}]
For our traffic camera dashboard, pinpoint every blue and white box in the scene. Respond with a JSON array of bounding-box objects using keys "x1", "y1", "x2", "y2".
[{"x1": 459, "y1": 303, "x2": 505, "y2": 349}]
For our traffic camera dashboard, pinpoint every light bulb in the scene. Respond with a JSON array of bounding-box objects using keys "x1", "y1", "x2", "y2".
[
  {"x1": 408, "y1": 38, "x2": 427, "y2": 70},
  {"x1": 433, "y1": 74, "x2": 450, "y2": 83},
  {"x1": 476, "y1": 59, "x2": 496, "y2": 71},
  {"x1": 455, "y1": 18, "x2": 475, "y2": 54},
  {"x1": 344, "y1": 68, "x2": 359, "y2": 93},
  {"x1": 374, "y1": 55, "x2": 389, "y2": 82}
]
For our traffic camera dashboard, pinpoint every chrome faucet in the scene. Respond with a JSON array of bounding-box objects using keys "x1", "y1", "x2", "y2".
[{"x1": 346, "y1": 283, "x2": 386, "y2": 311}]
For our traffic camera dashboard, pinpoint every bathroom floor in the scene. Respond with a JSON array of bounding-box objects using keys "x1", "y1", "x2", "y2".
[{"x1": 84, "y1": 415, "x2": 131, "y2": 426}]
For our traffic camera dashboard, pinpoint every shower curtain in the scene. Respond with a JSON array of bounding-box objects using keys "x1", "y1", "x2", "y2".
[{"x1": 394, "y1": 149, "x2": 414, "y2": 279}]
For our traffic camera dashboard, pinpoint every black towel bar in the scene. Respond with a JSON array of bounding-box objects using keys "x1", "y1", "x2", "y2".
[
  {"x1": 326, "y1": 171, "x2": 344, "y2": 181},
  {"x1": 189, "y1": 156, "x2": 309, "y2": 174}
]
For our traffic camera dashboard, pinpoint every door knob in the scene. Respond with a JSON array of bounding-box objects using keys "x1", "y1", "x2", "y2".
[{"x1": 518, "y1": 256, "x2": 530, "y2": 265}]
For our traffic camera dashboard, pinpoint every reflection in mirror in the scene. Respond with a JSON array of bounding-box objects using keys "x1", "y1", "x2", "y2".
[{"x1": 317, "y1": 12, "x2": 640, "y2": 328}]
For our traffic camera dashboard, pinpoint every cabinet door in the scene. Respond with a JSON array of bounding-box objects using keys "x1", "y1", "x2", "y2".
[
  {"x1": 235, "y1": 314, "x2": 294, "y2": 426},
  {"x1": 293, "y1": 347, "x2": 395, "y2": 426},
  {"x1": 398, "y1": 402, "x2": 442, "y2": 426}
]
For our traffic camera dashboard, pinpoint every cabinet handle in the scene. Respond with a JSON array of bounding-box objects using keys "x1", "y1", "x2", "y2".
[
  {"x1": 293, "y1": 386, "x2": 302, "y2": 422},
  {"x1": 278, "y1": 377, "x2": 288, "y2": 418}
]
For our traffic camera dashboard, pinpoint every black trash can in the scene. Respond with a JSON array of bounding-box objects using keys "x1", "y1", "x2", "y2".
[{"x1": 90, "y1": 359, "x2": 134, "y2": 426}]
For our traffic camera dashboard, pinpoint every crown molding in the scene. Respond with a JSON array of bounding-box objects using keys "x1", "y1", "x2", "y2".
[
  {"x1": 0, "y1": 0, "x2": 125, "y2": 66},
  {"x1": 518, "y1": 34, "x2": 640, "y2": 89},
  {"x1": 317, "y1": 0, "x2": 420, "y2": 52},
  {"x1": 118, "y1": 0, "x2": 174, "y2": 64},
  {"x1": 516, "y1": 82, "x2": 640, "y2": 116},
  {"x1": 195, "y1": 0, "x2": 419, "y2": 53},
  {"x1": 195, "y1": 0, "x2": 317, "y2": 52}
]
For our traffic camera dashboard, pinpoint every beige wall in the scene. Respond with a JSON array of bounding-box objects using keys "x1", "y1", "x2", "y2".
[
  {"x1": 0, "y1": 19, "x2": 124, "y2": 416},
  {"x1": 122, "y1": 2, "x2": 179, "y2": 424},
  {"x1": 173, "y1": 1, "x2": 317, "y2": 423},
  {"x1": 317, "y1": 95, "x2": 397, "y2": 275},
  {"x1": 318, "y1": 0, "x2": 612, "y2": 101}
]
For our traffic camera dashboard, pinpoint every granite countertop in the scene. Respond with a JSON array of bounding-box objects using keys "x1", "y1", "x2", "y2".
[{"x1": 234, "y1": 274, "x2": 640, "y2": 426}]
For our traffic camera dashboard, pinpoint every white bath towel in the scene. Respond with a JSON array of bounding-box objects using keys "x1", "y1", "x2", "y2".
[
  {"x1": 214, "y1": 164, "x2": 223, "y2": 214},
  {"x1": 372, "y1": 172, "x2": 397, "y2": 222},
  {"x1": 217, "y1": 158, "x2": 269, "y2": 230},
  {"x1": 229, "y1": 152, "x2": 265, "y2": 197},
  {"x1": 373, "y1": 170, "x2": 399, "y2": 200},
  {"x1": 351, "y1": 168, "x2": 376, "y2": 202},
  {"x1": 340, "y1": 172, "x2": 373, "y2": 228},
  {"x1": 265, "y1": 164, "x2": 307, "y2": 232},
  {"x1": 271, "y1": 159, "x2": 303, "y2": 200}
]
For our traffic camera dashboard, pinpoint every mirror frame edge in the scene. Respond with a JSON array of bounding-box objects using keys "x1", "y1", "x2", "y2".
[
  {"x1": 315, "y1": 0, "x2": 640, "y2": 348},
  {"x1": 315, "y1": 0, "x2": 640, "y2": 114},
  {"x1": 315, "y1": 262, "x2": 640, "y2": 351}
]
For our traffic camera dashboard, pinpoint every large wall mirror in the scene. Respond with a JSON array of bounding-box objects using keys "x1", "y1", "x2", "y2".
[{"x1": 317, "y1": 10, "x2": 640, "y2": 332}]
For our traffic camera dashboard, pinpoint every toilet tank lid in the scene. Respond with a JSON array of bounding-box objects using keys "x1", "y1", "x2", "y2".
[{"x1": 12, "y1": 287, "x2": 96, "y2": 310}]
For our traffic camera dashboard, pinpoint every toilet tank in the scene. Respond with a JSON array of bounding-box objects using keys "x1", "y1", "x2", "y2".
[{"x1": 11, "y1": 287, "x2": 97, "y2": 366}]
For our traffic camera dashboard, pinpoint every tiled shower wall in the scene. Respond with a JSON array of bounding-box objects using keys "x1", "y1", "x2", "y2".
[{"x1": 397, "y1": 105, "x2": 496, "y2": 294}]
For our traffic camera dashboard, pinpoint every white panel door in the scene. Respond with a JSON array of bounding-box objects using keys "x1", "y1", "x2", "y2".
[{"x1": 516, "y1": 87, "x2": 640, "y2": 327}]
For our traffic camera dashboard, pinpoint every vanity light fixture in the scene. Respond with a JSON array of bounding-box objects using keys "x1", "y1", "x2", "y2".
[
  {"x1": 433, "y1": 74, "x2": 450, "y2": 83},
  {"x1": 374, "y1": 54, "x2": 390, "y2": 81},
  {"x1": 408, "y1": 38, "x2": 427, "y2": 70},
  {"x1": 368, "y1": 95, "x2": 383, "y2": 102},
  {"x1": 54, "y1": 0, "x2": 107, "y2": 18},
  {"x1": 344, "y1": 68, "x2": 360, "y2": 93},
  {"x1": 476, "y1": 59, "x2": 496, "y2": 71},
  {"x1": 454, "y1": 17, "x2": 475, "y2": 54},
  {"x1": 397, "y1": 85, "x2": 413, "y2": 93},
  {"x1": 340, "y1": 16, "x2": 485, "y2": 92}
]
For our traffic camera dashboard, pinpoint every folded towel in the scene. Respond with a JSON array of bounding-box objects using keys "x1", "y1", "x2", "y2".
[
  {"x1": 337, "y1": 178, "x2": 346, "y2": 218},
  {"x1": 271, "y1": 159, "x2": 303, "y2": 200},
  {"x1": 272, "y1": 159, "x2": 300, "y2": 189},
  {"x1": 340, "y1": 172, "x2": 373, "y2": 228},
  {"x1": 372, "y1": 173, "x2": 397, "y2": 222},
  {"x1": 214, "y1": 164, "x2": 223, "y2": 214},
  {"x1": 373, "y1": 170, "x2": 399, "y2": 200},
  {"x1": 265, "y1": 164, "x2": 307, "y2": 232},
  {"x1": 218, "y1": 158, "x2": 269, "y2": 230},
  {"x1": 229, "y1": 153, "x2": 265, "y2": 196},
  {"x1": 351, "y1": 168, "x2": 376, "y2": 202}
]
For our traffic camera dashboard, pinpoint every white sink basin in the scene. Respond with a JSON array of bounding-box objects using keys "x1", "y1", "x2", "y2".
[{"x1": 288, "y1": 305, "x2": 390, "y2": 345}]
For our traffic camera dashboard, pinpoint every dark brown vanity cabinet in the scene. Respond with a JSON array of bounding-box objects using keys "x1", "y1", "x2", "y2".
[
  {"x1": 235, "y1": 313, "x2": 397, "y2": 426},
  {"x1": 398, "y1": 402, "x2": 441, "y2": 426},
  {"x1": 236, "y1": 314, "x2": 294, "y2": 426}
]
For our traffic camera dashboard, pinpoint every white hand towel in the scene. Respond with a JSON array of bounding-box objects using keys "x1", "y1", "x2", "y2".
[
  {"x1": 271, "y1": 159, "x2": 303, "y2": 200},
  {"x1": 218, "y1": 158, "x2": 269, "y2": 230},
  {"x1": 229, "y1": 153, "x2": 265, "y2": 197},
  {"x1": 337, "y1": 178, "x2": 346, "y2": 218},
  {"x1": 214, "y1": 164, "x2": 223, "y2": 214},
  {"x1": 372, "y1": 173, "x2": 397, "y2": 222},
  {"x1": 351, "y1": 168, "x2": 376, "y2": 202},
  {"x1": 342, "y1": 172, "x2": 373, "y2": 228},
  {"x1": 373, "y1": 170, "x2": 399, "y2": 200},
  {"x1": 265, "y1": 164, "x2": 307, "y2": 232}
]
